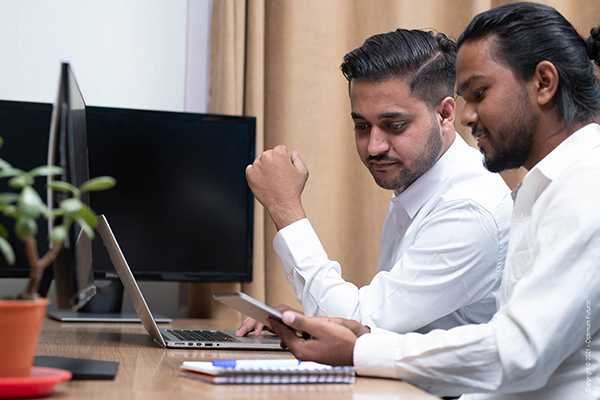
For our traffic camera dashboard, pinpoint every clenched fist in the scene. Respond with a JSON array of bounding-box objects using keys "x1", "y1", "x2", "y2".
[{"x1": 246, "y1": 145, "x2": 309, "y2": 230}]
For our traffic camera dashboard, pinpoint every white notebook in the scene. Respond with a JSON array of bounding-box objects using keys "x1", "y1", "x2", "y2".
[{"x1": 180, "y1": 359, "x2": 355, "y2": 384}]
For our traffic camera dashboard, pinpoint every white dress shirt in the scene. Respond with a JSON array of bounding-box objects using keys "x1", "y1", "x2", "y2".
[
  {"x1": 353, "y1": 123, "x2": 600, "y2": 399},
  {"x1": 273, "y1": 134, "x2": 512, "y2": 333}
]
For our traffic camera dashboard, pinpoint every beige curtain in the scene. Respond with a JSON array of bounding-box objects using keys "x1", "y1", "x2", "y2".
[
  {"x1": 190, "y1": 0, "x2": 600, "y2": 316},
  {"x1": 188, "y1": 0, "x2": 265, "y2": 321}
]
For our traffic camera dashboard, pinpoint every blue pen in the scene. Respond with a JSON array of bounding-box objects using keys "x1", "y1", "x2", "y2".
[
  {"x1": 211, "y1": 359, "x2": 302, "y2": 368},
  {"x1": 211, "y1": 359, "x2": 237, "y2": 368}
]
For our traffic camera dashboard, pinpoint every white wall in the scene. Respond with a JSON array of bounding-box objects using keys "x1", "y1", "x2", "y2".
[
  {"x1": 185, "y1": 0, "x2": 212, "y2": 112},
  {"x1": 0, "y1": 0, "x2": 211, "y2": 112},
  {"x1": 0, "y1": 0, "x2": 213, "y2": 316}
]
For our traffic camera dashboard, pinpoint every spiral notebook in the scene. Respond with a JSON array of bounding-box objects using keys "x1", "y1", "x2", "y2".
[{"x1": 180, "y1": 359, "x2": 355, "y2": 384}]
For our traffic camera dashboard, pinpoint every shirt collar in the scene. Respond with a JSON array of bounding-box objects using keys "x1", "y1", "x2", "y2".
[
  {"x1": 524, "y1": 123, "x2": 600, "y2": 185},
  {"x1": 512, "y1": 123, "x2": 600, "y2": 214},
  {"x1": 392, "y1": 134, "x2": 466, "y2": 219}
]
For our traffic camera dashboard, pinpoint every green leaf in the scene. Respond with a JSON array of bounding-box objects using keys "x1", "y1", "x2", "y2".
[
  {"x1": 9, "y1": 174, "x2": 33, "y2": 189},
  {"x1": 77, "y1": 219, "x2": 94, "y2": 239},
  {"x1": 0, "y1": 193, "x2": 18, "y2": 204},
  {"x1": 0, "y1": 223, "x2": 8, "y2": 239},
  {"x1": 0, "y1": 236, "x2": 15, "y2": 265},
  {"x1": 52, "y1": 208, "x2": 65, "y2": 217},
  {"x1": 2, "y1": 205, "x2": 18, "y2": 218},
  {"x1": 49, "y1": 226, "x2": 67, "y2": 244},
  {"x1": 0, "y1": 168, "x2": 20, "y2": 179},
  {"x1": 60, "y1": 198, "x2": 83, "y2": 215},
  {"x1": 29, "y1": 165, "x2": 63, "y2": 177},
  {"x1": 80, "y1": 176, "x2": 116, "y2": 192},
  {"x1": 0, "y1": 157, "x2": 12, "y2": 171},
  {"x1": 15, "y1": 217, "x2": 37, "y2": 240},
  {"x1": 48, "y1": 181, "x2": 78, "y2": 195},
  {"x1": 18, "y1": 186, "x2": 46, "y2": 218},
  {"x1": 74, "y1": 204, "x2": 97, "y2": 229}
]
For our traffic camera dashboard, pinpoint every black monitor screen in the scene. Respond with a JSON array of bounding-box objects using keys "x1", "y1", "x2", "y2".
[
  {"x1": 86, "y1": 106, "x2": 255, "y2": 282},
  {"x1": 0, "y1": 101, "x2": 51, "y2": 277},
  {"x1": 48, "y1": 63, "x2": 96, "y2": 308}
]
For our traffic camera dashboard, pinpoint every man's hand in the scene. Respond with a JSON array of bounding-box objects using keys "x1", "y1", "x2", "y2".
[
  {"x1": 246, "y1": 145, "x2": 309, "y2": 230},
  {"x1": 269, "y1": 311, "x2": 368, "y2": 366},
  {"x1": 235, "y1": 304, "x2": 301, "y2": 337},
  {"x1": 325, "y1": 317, "x2": 371, "y2": 338}
]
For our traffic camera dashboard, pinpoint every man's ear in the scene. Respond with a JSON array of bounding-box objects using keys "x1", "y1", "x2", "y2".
[
  {"x1": 533, "y1": 61, "x2": 559, "y2": 107},
  {"x1": 437, "y1": 96, "x2": 455, "y2": 130}
]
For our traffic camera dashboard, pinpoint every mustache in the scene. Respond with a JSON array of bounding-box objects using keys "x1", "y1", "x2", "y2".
[
  {"x1": 367, "y1": 155, "x2": 400, "y2": 163},
  {"x1": 471, "y1": 123, "x2": 488, "y2": 139}
]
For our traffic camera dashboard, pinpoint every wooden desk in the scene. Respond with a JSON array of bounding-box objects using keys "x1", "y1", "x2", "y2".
[{"x1": 37, "y1": 318, "x2": 439, "y2": 399}]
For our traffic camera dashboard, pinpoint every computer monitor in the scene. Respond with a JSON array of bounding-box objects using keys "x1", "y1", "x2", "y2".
[
  {"x1": 85, "y1": 106, "x2": 255, "y2": 283},
  {"x1": 47, "y1": 63, "x2": 96, "y2": 309},
  {"x1": 0, "y1": 101, "x2": 52, "y2": 279},
  {"x1": 0, "y1": 99, "x2": 256, "y2": 316}
]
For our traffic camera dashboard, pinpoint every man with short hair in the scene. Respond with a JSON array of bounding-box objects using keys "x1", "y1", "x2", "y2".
[
  {"x1": 240, "y1": 29, "x2": 511, "y2": 337},
  {"x1": 270, "y1": 3, "x2": 600, "y2": 399}
]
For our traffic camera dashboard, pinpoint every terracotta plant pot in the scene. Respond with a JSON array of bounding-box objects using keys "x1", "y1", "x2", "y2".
[{"x1": 0, "y1": 298, "x2": 48, "y2": 377}]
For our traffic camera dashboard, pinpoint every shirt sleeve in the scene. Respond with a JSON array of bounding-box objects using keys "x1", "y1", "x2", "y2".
[
  {"x1": 354, "y1": 169, "x2": 600, "y2": 396},
  {"x1": 491, "y1": 170, "x2": 600, "y2": 392},
  {"x1": 354, "y1": 323, "x2": 502, "y2": 396},
  {"x1": 273, "y1": 200, "x2": 503, "y2": 332}
]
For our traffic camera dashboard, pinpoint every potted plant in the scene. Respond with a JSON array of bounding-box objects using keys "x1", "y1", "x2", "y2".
[{"x1": 0, "y1": 136, "x2": 115, "y2": 377}]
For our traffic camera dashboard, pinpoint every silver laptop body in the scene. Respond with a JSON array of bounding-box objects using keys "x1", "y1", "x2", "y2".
[{"x1": 96, "y1": 215, "x2": 282, "y2": 350}]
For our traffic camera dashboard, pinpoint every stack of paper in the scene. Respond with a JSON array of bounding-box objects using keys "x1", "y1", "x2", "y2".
[{"x1": 180, "y1": 359, "x2": 355, "y2": 384}]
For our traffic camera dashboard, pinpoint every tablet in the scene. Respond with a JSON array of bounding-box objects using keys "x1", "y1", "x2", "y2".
[{"x1": 213, "y1": 292, "x2": 283, "y2": 326}]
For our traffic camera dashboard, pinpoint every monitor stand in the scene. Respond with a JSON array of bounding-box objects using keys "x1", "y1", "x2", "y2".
[
  {"x1": 46, "y1": 216, "x2": 172, "y2": 324},
  {"x1": 48, "y1": 280, "x2": 172, "y2": 324},
  {"x1": 47, "y1": 279, "x2": 172, "y2": 323}
]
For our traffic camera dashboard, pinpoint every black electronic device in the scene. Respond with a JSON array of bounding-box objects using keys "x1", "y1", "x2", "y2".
[
  {"x1": 0, "y1": 101, "x2": 52, "y2": 281},
  {"x1": 0, "y1": 67, "x2": 255, "y2": 323},
  {"x1": 34, "y1": 356, "x2": 119, "y2": 380},
  {"x1": 47, "y1": 63, "x2": 97, "y2": 310},
  {"x1": 85, "y1": 106, "x2": 255, "y2": 283}
]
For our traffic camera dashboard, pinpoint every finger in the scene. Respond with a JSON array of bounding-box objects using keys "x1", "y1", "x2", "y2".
[
  {"x1": 274, "y1": 303, "x2": 297, "y2": 313},
  {"x1": 235, "y1": 317, "x2": 258, "y2": 337},
  {"x1": 269, "y1": 317, "x2": 304, "y2": 352},
  {"x1": 270, "y1": 318, "x2": 321, "y2": 361},
  {"x1": 251, "y1": 322, "x2": 266, "y2": 336},
  {"x1": 290, "y1": 150, "x2": 308, "y2": 174},
  {"x1": 273, "y1": 144, "x2": 288, "y2": 154},
  {"x1": 281, "y1": 311, "x2": 326, "y2": 337}
]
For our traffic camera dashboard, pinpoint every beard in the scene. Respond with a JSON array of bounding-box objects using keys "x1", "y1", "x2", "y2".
[
  {"x1": 370, "y1": 118, "x2": 443, "y2": 191},
  {"x1": 478, "y1": 91, "x2": 536, "y2": 173}
]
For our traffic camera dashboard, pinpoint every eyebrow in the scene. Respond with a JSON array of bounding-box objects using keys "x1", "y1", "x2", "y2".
[
  {"x1": 351, "y1": 111, "x2": 409, "y2": 120},
  {"x1": 457, "y1": 74, "x2": 486, "y2": 96}
]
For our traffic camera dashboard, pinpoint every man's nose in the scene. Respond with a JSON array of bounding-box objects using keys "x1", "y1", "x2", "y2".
[
  {"x1": 367, "y1": 127, "x2": 389, "y2": 156},
  {"x1": 460, "y1": 101, "x2": 478, "y2": 129}
]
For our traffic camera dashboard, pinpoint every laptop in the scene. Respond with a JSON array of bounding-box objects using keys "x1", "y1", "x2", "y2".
[{"x1": 95, "y1": 215, "x2": 282, "y2": 350}]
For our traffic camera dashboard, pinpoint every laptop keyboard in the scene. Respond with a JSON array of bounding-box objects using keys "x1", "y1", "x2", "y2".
[{"x1": 165, "y1": 329, "x2": 239, "y2": 342}]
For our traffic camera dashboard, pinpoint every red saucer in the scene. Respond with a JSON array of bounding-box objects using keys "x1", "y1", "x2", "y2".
[{"x1": 0, "y1": 367, "x2": 71, "y2": 398}]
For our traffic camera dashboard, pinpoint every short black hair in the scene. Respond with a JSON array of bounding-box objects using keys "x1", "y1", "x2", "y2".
[
  {"x1": 457, "y1": 2, "x2": 600, "y2": 127},
  {"x1": 340, "y1": 29, "x2": 456, "y2": 107}
]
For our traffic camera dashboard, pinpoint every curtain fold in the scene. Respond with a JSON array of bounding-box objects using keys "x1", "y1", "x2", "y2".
[
  {"x1": 192, "y1": 0, "x2": 600, "y2": 316},
  {"x1": 188, "y1": 0, "x2": 266, "y2": 321}
]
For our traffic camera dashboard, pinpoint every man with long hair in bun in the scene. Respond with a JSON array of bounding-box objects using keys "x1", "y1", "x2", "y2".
[{"x1": 270, "y1": 3, "x2": 600, "y2": 399}]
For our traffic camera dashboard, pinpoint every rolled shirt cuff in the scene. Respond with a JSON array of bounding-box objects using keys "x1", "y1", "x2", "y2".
[
  {"x1": 353, "y1": 332, "x2": 401, "y2": 379},
  {"x1": 272, "y1": 218, "x2": 329, "y2": 278}
]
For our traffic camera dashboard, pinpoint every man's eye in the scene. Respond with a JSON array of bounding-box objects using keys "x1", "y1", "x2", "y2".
[
  {"x1": 354, "y1": 122, "x2": 369, "y2": 132},
  {"x1": 472, "y1": 88, "x2": 486, "y2": 101},
  {"x1": 388, "y1": 122, "x2": 407, "y2": 132}
]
